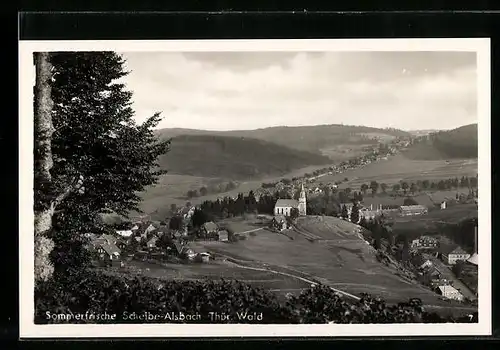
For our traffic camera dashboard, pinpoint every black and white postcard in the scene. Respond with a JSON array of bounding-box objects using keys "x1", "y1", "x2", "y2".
[{"x1": 19, "y1": 39, "x2": 491, "y2": 338}]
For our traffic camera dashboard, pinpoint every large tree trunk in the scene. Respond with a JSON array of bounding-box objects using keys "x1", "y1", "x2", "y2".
[{"x1": 34, "y1": 52, "x2": 55, "y2": 283}]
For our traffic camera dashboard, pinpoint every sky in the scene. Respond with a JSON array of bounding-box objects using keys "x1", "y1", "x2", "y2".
[{"x1": 119, "y1": 51, "x2": 477, "y2": 131}]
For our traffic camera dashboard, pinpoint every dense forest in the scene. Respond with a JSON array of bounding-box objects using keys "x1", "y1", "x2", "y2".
[{"x1": 157, "y1": 134, "x2": 331, "y2": 179}]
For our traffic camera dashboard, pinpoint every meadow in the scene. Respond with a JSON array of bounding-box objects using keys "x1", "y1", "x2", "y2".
[
  {"x1": 316, "y1": 154, "x2": 477, "y2": 191},
  {"x1": 187, "y1": 216, "x2": 470, "y2": 309}
]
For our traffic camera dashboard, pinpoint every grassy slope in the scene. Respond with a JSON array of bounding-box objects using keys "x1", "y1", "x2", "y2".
[
  {"x1": 188, "y1": 216, "x2": 472, "y2": 311},
  {"x1": 156, "y1": 124, "x2": 411, "y2": 154},
  {"x1": 403, "y1": 124, "x2": 478, "y2": 160},
  {"x1": 157, "y1": 134, "x2": 331, "y2": 179}
]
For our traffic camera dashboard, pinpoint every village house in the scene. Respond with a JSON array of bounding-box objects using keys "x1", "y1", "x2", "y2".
[
  {"x1": 411, "y1": 236, "x2": 439, "y2": 249},
  {"x1": 202, "y1": 221, "x2": 219, "y2": 236},
  {"x1": 359, "y1": 208, "x2": 380, "y2": 221},
  {"x1": 174, "y1": 242, "x2": 197, "y2": 260},
  {"x1": 411, "y1": 254, "x2": 433, "y2": 270},
  {"x1": 89, "y1": 234, "x2": 121, "y2": 266},
  {"x1": 199, "y1": 252, "x2": 212, "y2": 263},
  {"x1": 146, "y1": 236, "x2": 158, "y2": 250},
  {"x1": 399, "y1": 205, "x2": 428, "y2": 216},
  {"x1": 218, "y1": 230, "x2": 229, "y2": 242},
  {"x1": 440, "y1": 244, "x2": 471, "y2": 265},
  {"x1": 115, "y1": 237, "x2": 128, "y2": 251},
  {"x1": 436, "y1": 285, "x2": 464, "y2": 301},
  {"x1": 272, "y1": 216, "x2": 290, "y2": 231},
  {"x1": 116, "y1": 229, "x2": 133, "y2": 238}
]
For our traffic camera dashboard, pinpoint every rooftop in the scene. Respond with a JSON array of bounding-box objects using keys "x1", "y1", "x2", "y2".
[
  {"x1": 438, "y1": 285, "x2": 461, "y2": 295},
  {"x1": 400, "y1": 205, "x2": 428, "y2": 210},
  {"x1": 275, "y1": 199, "x2": 299, "y2": 208},
  {"x1": 203, "y1": 221, "x2": 218, "y2": 232}
]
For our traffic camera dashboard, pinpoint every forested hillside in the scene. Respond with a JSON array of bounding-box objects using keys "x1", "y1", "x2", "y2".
[
  {"x1": 156, "y1": 124, "x2": 411, "y2": 154},
  {"x1": 158, "y1": 134, "x2": 332, "y2": 179},
  {"x1": 403, "y1": 124, "x2": 477, "y2": 160}
]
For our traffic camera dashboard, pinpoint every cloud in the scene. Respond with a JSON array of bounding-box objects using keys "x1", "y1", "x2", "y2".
[{"x1": 119, "y1": 51, "x2": 477, "y2": 131}]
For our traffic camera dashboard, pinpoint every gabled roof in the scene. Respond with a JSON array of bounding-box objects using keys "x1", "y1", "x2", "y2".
[
  {"x1": 438, "y1": 285, "x2": 460, "y2": 295},
  {"x1": 203, "y1": 221, "x2": 218, "y2": 232},
  {"x1": 275, "y1": 199, "x2": 299, "y2": 208},
  {"x1": 467, "y1": 253, "x2": 478, "y2": 265},
  {"x1": 116, "y1": 230, "x2": 133, "y2": 238},
  {"x1": 101, "y1": 242, "x2": 121, "y2": 256},
  {"x1": 174, "y1": 242, "x2": 184, "y2": 254}
]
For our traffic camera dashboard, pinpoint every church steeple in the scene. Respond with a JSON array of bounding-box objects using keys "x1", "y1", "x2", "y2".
[{"x1": 298, "y1": 182, "x2": 307, "y2": 216}]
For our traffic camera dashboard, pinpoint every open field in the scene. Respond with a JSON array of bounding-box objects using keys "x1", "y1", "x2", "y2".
[
  {"x1": 360, "y1": 190, "x2": 472, "y2": 209},
  {"x1": 124, "y1": 260, "x2": 311, "y2": 298},
  {"x1": 318, "y1": 144, "x2": 369, "y2": 160},
  {"x1": 315, "y1": 154, "x2": 477, "y2": 190},
  {"x1": 138, "y1": 150, "x2": 477, "y2": 221},
  {"x1": 137, "y1": 174, "x2": 225, "y2": 214},
  {"x1": 391, "y1": 204, "x2": 477, "y2": 233},
  {"x1": 186, "y1": 216, "x2": 471, "y2": 309}
]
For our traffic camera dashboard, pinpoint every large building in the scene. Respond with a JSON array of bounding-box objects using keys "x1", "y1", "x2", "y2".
[
  {"x1": 399, "y1": 205, "x2": 428, "y2": 216},
  {"x1": 440, "y1": 244, "x2": 471, "y2": 265},
  {"x1": 274, "y1": 183, "x2": 307, "y2": 217}
]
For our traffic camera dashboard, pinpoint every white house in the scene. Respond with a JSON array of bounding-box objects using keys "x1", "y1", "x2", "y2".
[
  {"x1": 116, "y1": 230, "x2": 133, "y2": 238},
  {"x1": 440, "y1": 245, "x2": 471, "y2": 265},
  {"x1": 437, "y1": 285, "x2": 464, "y2": 301}
]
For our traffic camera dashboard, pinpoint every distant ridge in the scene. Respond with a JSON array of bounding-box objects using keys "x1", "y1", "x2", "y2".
[
  {"x1": 157, "y1": 134, "x2": 332, "y2": 180},
  {"x1": 156, "y1": 124, "x2": 411, "y2": 154},
  {"x1": 403, "y1": 123, "x2": 478, "y2": 160}
]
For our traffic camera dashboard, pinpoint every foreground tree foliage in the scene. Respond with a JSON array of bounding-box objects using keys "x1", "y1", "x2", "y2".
[
  {"x1": 33, "y1": 52, "x2": 170, "y2": 281},
  {"x1": 35, "y1": 271, "x2": 477, "y2": 324}
]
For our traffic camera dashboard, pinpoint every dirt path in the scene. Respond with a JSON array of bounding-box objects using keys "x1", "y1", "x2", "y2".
[
  {"x1": 223, "y1": 257, "x2": 361, "y2": 301},
  {"x1": 238, "y1": 227, "x2": 265, "y2": 235}
]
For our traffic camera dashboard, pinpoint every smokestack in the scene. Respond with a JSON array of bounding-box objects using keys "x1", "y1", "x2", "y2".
[{"x1": 474, "y1": 226, "x2": 478, "y2": 254}]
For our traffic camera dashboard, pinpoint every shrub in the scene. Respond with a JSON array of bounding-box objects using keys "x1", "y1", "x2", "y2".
[{"x1": 35, "y1": 270, "x2": 478, "y2": 325}]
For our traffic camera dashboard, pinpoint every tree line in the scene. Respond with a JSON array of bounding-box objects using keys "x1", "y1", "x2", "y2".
[
  {"x1": 358, "y1": 175, "x2": 478, "y2": 196},
  {"x1": 186, "y1": 181, "x2": 238, "y2": 199}
]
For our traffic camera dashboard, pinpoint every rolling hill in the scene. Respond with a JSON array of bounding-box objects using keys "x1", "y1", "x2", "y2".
[
  {"x1": 403, "y1": 124, "x2": 478, "y2": 160},
  {"x1": 158, "y1": 134, "x2": 332, "y2": 179},
  {"x1": 156, "y1": 124, "x2": 411, "y2": 156},
  {"x1": 190, "y1": 216, "x2": 472, "y2": 310}
]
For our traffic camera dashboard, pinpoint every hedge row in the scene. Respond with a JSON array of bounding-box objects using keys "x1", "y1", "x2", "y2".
[{"x1": 35, "y1": 270, "x2": 477, "y2": 324}]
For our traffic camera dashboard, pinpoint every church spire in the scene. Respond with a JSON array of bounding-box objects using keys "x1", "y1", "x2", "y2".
[{"x1": 298, "y1": 182, "x2": 307, "y2": 216}]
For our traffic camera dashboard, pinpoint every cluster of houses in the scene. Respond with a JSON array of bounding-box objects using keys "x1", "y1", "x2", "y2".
[
  {"x1": 255, "y1": 138, "x2": 409, "y2": 200},
  {"x1": 409, "y1": 227, "x2": 478, "y2": 302},
  {"x1": 86, "y1": 213, "x2": 231, "y2": 267}
]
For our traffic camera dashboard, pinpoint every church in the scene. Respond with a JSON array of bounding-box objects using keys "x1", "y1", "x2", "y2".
[{"x1": 274, "y1": 183, "x2": 307, "y2": 217}]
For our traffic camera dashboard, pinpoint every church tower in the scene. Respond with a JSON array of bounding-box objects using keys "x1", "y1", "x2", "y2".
[{"x1": 298, "y1": 183, "x2": 307, "y2": 216}]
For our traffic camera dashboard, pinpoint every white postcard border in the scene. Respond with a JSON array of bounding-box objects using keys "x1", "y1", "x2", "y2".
[{"x1": 19, "y1": 38, "x2": 491, "y2": 338}]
